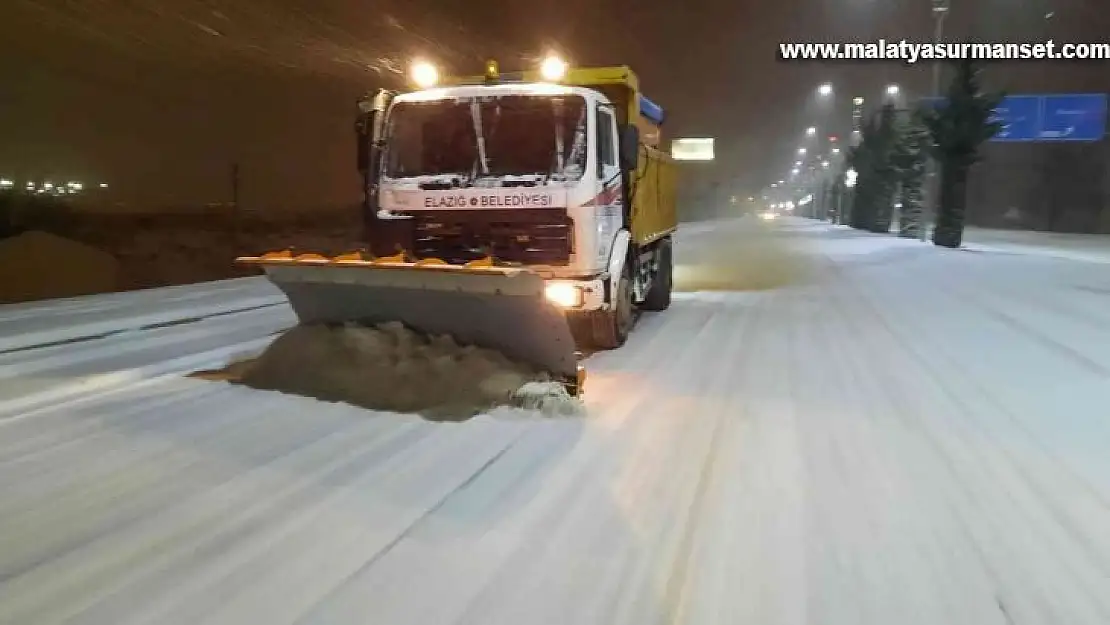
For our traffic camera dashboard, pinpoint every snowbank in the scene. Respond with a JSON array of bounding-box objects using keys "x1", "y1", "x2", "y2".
[{"x1": 239, "y1": 322, "x2": 582, "y2": 420}]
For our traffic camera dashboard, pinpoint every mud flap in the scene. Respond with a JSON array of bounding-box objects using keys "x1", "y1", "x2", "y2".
[{"x1": 238, "y1": 254, "x2": 583, "y2": 393}]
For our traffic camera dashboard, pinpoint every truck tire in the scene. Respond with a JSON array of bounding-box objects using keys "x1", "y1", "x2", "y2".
[
  {"x1": 590, "y1": 255, "x2": 636, "y2": 349},
  {"x1": 640, "y1": 238, "x2": 672, "y2": 312}
]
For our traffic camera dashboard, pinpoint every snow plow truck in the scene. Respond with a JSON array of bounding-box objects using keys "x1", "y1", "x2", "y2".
[{"x1": 237, "y1": 57, "x2": 678, "y2": 396}]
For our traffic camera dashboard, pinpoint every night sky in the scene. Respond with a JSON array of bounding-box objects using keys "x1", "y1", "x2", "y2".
[{"x1": 1, "y1": 0, "x2": 1106, "y2": 210}]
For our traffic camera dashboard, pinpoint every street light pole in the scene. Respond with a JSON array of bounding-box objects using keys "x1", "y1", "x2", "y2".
[{"x1": 922, "y1": 0, "x2": 950, "y2": 241}]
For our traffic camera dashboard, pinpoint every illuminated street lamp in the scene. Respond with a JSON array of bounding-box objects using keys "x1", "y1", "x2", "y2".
[
  {"x1": 806, "y1": 126, "x2": 817, "y2": 137},
  {"x1": 885, "y1": 84, "x2": 900, "y2": 97},
  {"x1": 817, "y1": 82, "x2": 833, "y2": 97},
  {"x1": 797, "y1": 147, "x2": 806, "y2": 155},
  {"x1": 832, "y1": 147, "x2": 841, "y2": 154}
]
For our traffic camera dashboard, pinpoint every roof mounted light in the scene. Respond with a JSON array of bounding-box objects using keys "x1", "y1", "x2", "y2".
[
  {"x1": 485, "y1": 59, "x2": 500, "y2": 82},
  {"x1": 409, "y1": 60, "x2": 438, "y2": 89},
  {"x1": 539, "y1": 55, "x2": 568, "y2": 81}
]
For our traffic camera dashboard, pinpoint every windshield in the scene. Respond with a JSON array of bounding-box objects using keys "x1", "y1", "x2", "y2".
[{"x1": 383, "y1": 94, "x2": 588, "y2": 186}]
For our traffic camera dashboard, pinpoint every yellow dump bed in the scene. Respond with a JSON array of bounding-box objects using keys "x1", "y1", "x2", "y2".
[{"x1": 632, "y1": 146, "x2": 678, "y2": 246}]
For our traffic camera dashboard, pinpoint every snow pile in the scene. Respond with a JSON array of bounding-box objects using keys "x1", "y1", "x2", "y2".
[
  {"x1": 239, "y1": 322, "x2": 583, "y2": 420},
  {"x1": 509, "y1": 381, "x2": 584, "y2": 416}
]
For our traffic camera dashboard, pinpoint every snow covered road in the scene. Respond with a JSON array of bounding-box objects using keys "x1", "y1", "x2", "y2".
[{"x1": 3, "y1": 217, "x2": 1110, "y2": 624}]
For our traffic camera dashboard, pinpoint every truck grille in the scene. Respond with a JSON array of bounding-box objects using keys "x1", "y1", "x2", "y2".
[{"x1": 410, "y1": 208, "x2": 573, "y2": 265}]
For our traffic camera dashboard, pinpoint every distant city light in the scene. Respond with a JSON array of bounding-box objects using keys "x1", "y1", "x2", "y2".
[
  {"x1": 886, "y1": 84, "x2": 900, "y2": 96},
  {"x1": 832, "y1": 147, "x2": 841, "y2": 154},
  {"x1": 797, "y1": 147, "x2": 806, "y2": 155},
  {"x1": 0, "y1": 178, "x2": 12, "y2": 188},
  {"x1": 43, "y1": 182, "x2": 54, "y2": 189},
  {"x1": 822, "y1": 160, "x2": 830, "y2": 168},
  {"x1": 99, "y1": 183, "x2": 108, "y2": 189},
  {"x1": 806, "y1": 126, "x2": 817, "y2": 136},
  {"x1": 853, "y1": 97, "x2": 865, "y2": 106},
  {"x1": 817, "y1": 83, "x2": 833, "y2": 96},
  {"x1": 845, "y1": 168, "x2": 858, "y2": 188}
]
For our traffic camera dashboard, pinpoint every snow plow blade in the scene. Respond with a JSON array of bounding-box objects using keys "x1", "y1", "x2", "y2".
[{"x1": 237, "y1": 251, "x2": 585, "y2": 395}]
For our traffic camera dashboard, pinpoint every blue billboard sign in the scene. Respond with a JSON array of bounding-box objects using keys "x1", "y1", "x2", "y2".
[
  {"x1": 915, "y1": 93, "x2": 1106, "y2": 142},
  {"x1": 1039, "y1": 94, "x2": 1107, "y2": 141},
  {"x1": 991, "y1": 95, "x2": 1041, "y2": 141}
]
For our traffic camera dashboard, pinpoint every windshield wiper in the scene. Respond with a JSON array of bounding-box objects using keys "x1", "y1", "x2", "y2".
[
  {"x1": 470, "y1": 99, "x2": 490, "y2": 178},
  {"x1": 417, "y1": 174, "x2": 466, "y2": 190}
]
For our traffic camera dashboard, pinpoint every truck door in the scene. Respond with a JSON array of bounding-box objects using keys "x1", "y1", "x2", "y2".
[{"x1": 594, "y1": 104, "x2": 624, "y2": 265}]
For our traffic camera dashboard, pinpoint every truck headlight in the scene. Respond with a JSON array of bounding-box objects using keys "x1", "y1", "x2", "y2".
[
  {"x1": 410, "y1": 60, "x2": 438, "y2": 88},
  {"x1": 545, "y1": 282, "x2": 583, "y2": 308}
]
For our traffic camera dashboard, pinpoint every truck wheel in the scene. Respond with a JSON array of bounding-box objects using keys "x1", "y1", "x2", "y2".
[
  {"x1": 590, "y1": 257, "x2": 635, "y2": 349},
  {"x1": 641, "y1": 238, "x2": 672, "y2": 312}
]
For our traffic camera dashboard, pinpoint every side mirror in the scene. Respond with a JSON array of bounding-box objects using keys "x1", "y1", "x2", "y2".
[
  {"x1": 355, "y1": 94, "x2": 377, "y2": 174},
  {"x1": 620, "y1": 124, "x2": 640, "y2": 171},
  {"x1": 355, "y1": 89, "x2": 395, "y2": 176},
  {"x1": 356, "y1": 119, "x2": 372, "y2": 173}
]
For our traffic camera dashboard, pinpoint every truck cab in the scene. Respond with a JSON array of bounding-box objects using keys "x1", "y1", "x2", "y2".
[{"x1": 356, "y1": 59, "x2": 677, "y2": 348}]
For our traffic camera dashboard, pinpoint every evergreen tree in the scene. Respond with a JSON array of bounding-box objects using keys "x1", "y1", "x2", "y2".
[
  {"x1": 869, "y1": 104, "x2": 900, "y2": 233},
  {"x1": 847, "y1": 118, "x2": 877, "y2": 230},
  {"x1": 922, "y1": 59, "x2": 1002, "y2": 248},
  {"x1": 893, "y1": 108, "x2": 931, "y2": 239},
  {"x1": 847, "y1": 104, "x2": 900, "y2": 232}
]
